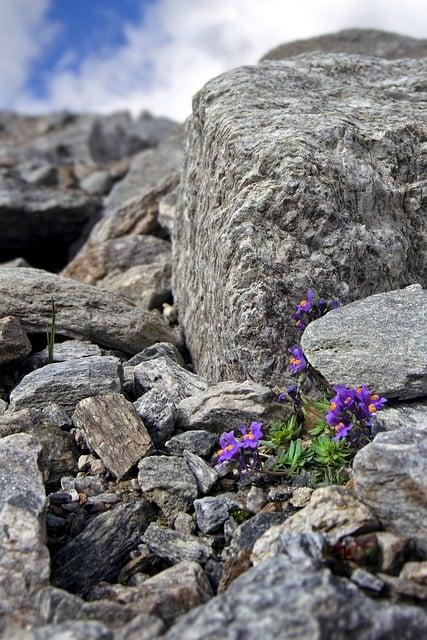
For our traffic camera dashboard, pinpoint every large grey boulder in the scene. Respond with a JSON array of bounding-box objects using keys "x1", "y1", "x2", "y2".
[
  {"x1": 173, "y1": 54, "x2": 426, "y2": 385},
  {"x1": 353, "y1": 423, "x2": 427, "y2": 555},
  {"x1": 9, "y1": 356, "x2": 122, "y2": 415},
  {"x1": 0, "y1": 434, "x2": 49, "y2": 634},
  {"x1": 262, "y1": 28, "x2": 427, "y2": 61},
  {"x1": 0, "y1": 268, "x2": 176, "y2": 355},
  {"x1": 302, "y1": 285, "x2": 427, "y2": 400},
  {"x1": 165, "y1": 555, "x2": 427, "y2": 640}
]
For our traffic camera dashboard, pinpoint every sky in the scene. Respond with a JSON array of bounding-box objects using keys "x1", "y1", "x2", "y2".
[{"x1": 0, "y1": 0, "x2": 426, "y2": 122}]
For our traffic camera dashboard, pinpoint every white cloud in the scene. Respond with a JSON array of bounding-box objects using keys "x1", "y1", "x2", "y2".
[
  {"x1": 10, "y1": 0, "x2": 427, "y2": 121},
  {"x1": 0, "y1": 0, "x2": 58, "y2": 106}
]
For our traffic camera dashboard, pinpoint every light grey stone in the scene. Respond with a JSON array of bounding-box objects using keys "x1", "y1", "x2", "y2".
[
  {"x1": 158, "y1": 187, "x2": 178, "y2": 236},
  {"x1": 101, "y1": 261, "x2": 171, "y2": 311},
  {"x1": 134, "y1": 355, "x2": 207, "y2": 402},
  {"x1": 18, "y1": 160, "x2": 58, "y2": 186},
  {"x1": 126, "y1": 342, "x2": 185, "y2": 368},
  {"x1": 28, "y1": 340, "x2": 104, "y2": 369},
  {"x1": 184, "y1": 450, "x2": 219, "y2": 494},
  {"x1": 142, "y1": 523, "x2": 212, "y2": 564},
  {"x1": 165, "y1": 430, "x2": 218, "y2": 457},
  {"x1": 302, "y1": 285, "x2": 427, "y2": 400},
  {"x1": 9, "y1": 356, "x2": 122, "y2": 415},
  {"x1": 262, "y1": 28, "x2": 427, "y2": 61},
  {"x1": 51, "y1": 501, "x2": 155, "y2": 596},
  {"x1": 194, "y1": 496, "x2": 238, "y2": 534},
  {"x1": 72, "y1": 393, "x2": 152, "y2": 480},
  {"x1": 4, "y1": 620, "x2": 113, "y2": 640},
  {"x1": 373, "y1": 400, "x2": 427, "y2": 433},
  {"x1": 80, "y1": 170, "x2": 113, "y2": 195},
  {"x1": 134, "y1": 388, "x2": 176, "y2": 447},
  {"x1": 176, "y1": 380, "x2": 280, "y2": 433},
  {"x1": 351, "y1": 568, "x2": 384, "y2": 593},
  {"x1": 0, "y1": 404, "x2": 71, "y2": 438},
  {"x1": 164, "y1": 555, "x2": 427, "y2": 640},
  {"x1": 353, "y1": 423, "x2": 427, "y2": 555},
  {"x1": 0, "y1": 434, "x2": 49, "y2": 634},
  {"x1": 252, "y1": 486, "x2": 378, "y2": 565},
  {"x1": 0, "y1": 267, "x2": 177, "y2": 355},
  {"x1": 138, "y1": 455, "x2": 198, "y2": 518},
  {"x1": 117, "y1": 613, "x2": 165, "y2": 640},
  {"x1": 173, "y1": 55, "x2": 427, "y2": 386},
  {"x1": 0, "y1": 315, "x2": 31, "y2": 366}
]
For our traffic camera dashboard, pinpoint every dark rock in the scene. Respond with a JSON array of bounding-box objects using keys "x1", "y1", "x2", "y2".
[
  {"x1": 194, "y1": 496, "x2": 239, "y2": 534},
  {"x1": 0, "y1": 315, "x2": 31, "y2": 366},
  {"x1": 134, "y1": 388, "x2": 176, "y2": 447},
  {"x1": 184, "y1": 450, "x2": 219, "y2": 494},
  {"x1": 302, "y1": 285, "x2": 427, "y2": 400},
  {"x1": 72, "y1": 393, "x2": 152, "y2": 480},
  {"x1": 126, "y1": 342, "x2": 184, "y2": 368},
  {"x1": 27, "y1": 340, "x2": 104, "y2": 369},
  {"x1": 51, "y1": 501, "x2": 155, "y2": 595},
  {"x1": 173, "y1": 54, "x2": 426, "y2": 385},
  {"x1": 229, "y1": 511, "x2": 289, "y2": 556}
]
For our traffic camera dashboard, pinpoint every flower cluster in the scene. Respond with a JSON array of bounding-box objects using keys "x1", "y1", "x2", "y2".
[
  {"x1": 326, "y1": 384, "x2": 387, "y2": 441},
  {"x1": 292, "y1": 288, "x2": 339, "y2": 334},
  {"x1": 216, "y1": 422, "x2": 263, "y2": 471},
  {"x1": 288, "y1": 346, "x2": 307, "y2": 375}
]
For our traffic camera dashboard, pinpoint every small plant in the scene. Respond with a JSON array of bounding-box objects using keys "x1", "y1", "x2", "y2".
[
  {"x1": 47, "y1": 299, "x2": 56, "y2": 364},
  {"x1": 214, "y1": 289, "x2": 387, "y2": 487}
]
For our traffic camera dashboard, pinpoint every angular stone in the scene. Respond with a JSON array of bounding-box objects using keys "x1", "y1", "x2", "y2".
[
  {"x1": 376, "y1": 532, "x2": 409, "y2": 573},
  {"x1": 51, "y1": 501, "x2": 155, "y2": 595},
  {"x1": 252, "y1": 486, "x2": 378, "y2": 564},
  {"x1": 28, "y1": 340, "x2": 104, "y2": 369},
  {"x1": 353, "y1": 425, "x2": 427, "y2": 554},
  {"x1": 165, "y1": 430, "x2": 218, "y2": 457},
  {"x1": 351, "y1": 568, "x2": 384, "y2": 593},
  {"x1": 138, "y1": 456, "x2": 198, "y2": 518},
  {"x1": 0, "y1": 403, "x2": 71, "y2": 438},
  {"x1": 134, "y1": 388, "x2": 176, "y2": 447},
  {"x1": 0, "y1": 315, "x2": 31, "y2": 366},
  {"x1": 72, "y1": 393, "x2": 152, "y2": 480},
  {"x1": 126, "y1": 342, "x2": 185, "y2": 368},
  {"x1": 262, "y1": 28, "x2": 427, "y2": 61},
  {"x1": 176, "y1": 381, "x2": 280, "y2": 433},
  {"x1": 0, "y1": 434, "x2": 49, "y2": 634},
  {"x1": 302, "y1": 285, "x2": 427, "y2": 400},
  {"x1": 9, "y1": 356, "x2": 122, "y2": 415},
  {"x1": 101, "y1": 261, "x2": 171, "y2": 311},
  {"x1": 165, "y1": 555, "x2": 427, "y2": 640},
  {"x1": 62, "y1": 235, "x2": 170, "y2": 285},
  {"x1": 158, "y1": 187, "x2": 178, "y2": 236},
  {"x1": 229, "y1": 511, "x2": 288, "y2": 556},
  {"x1": 183, "y1": 450, "x2": 219, "y2": 494},
  {"x1": 194, "y1": 496, "x2": 237, "y2": 534},
  {"x1": 173, "y1": 55, "x2": 426, "y2": 386},
  {"x1": 80, "y1": 169, "x2": 113, "y2": 195},
  {"x1": 374, "y1": 400, "x2": 427, "y2": 433},
  {"x1": 119, "y1": 614, "x2": 165, "y2": 640},
  {"x1": 142, "y1": 523, "x2": 212, "y2": 564},
  {"x1": 0, "y1": 268, "x2": 176, "y2": 355},
  {"x1": 134, "y1": 356, "x2": 207, "y2": 402},
  {"x1": 0, "y1": 173, "x2": 98, "y2": 269}
]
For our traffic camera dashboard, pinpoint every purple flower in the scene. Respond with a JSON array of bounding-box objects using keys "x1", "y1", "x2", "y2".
[
  {"x1": 278, "y1": 385, "x2": 299, "y2": 404},
  {"x1": 325, "y1": 409, "x2": 340, "y2": 426},
  {"x1": 288, "y1": 346, "x2": 307, "y2": 375},
  {"x1": 329, "y1": 299, "x2": 340, "y2": 310},
  {"x1": 292, "y1": 312, "x2": 305, "y2": 334},
  {"x1": 216, "y1": 431, "x2": 240, "y2": 463},
  {"x1": 278, "y1": 392, "x2": 287, "y2": 403},
  {"x1": 239, "y1": 421, "x2": 263, "y2": 449},
  {"x1": 332, "y1": 385, "x2": 355, "y2": 410},
  {"x1": 333, "y1": 421, "x2": 353, "y2": 441},
  {"x1": 297, "y1": 289, "x2": 314, "y2": 313}
]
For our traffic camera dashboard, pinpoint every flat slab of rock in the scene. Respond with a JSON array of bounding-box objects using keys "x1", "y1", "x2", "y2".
[
  {"x1": 143, "y1": 523, "x2": 212, "y2": 564},
  {"x1": 252, "y1": 486, "x2": 378, "y2": 565},
  {"x1": 165, "y1": 430, "x2": 218, "y2": 457},
  {"x1": 101, "y1": 261, "x2": 172, "y2": 311},
  {"x1": 173, "y1": 54, "x2": 426, "y2": 385},
  {"x1": 164, "y1": 555, "x2": 427, "y2": 640},
  {"x1": 51, "y1": 501, "x2": 155, "y2": 595},
  {"x1": 353, "y1": 424, "x2": 427, "y2": 555},
  {"x1": 73, "y1": 393, "x2": 152, "y2": 479},
  {"x1": 9, "y1": 356, "x2": 122, "y2": 415},
  {"x1": 176, "y1": 381, "x2": 280, "y2": 433},
  {"x1": 0, "y1": 315, "x2": 31, "y2": 366},
  {"x1": 138, "y1": 455, "x2": 198, "y2": 518},
  {"x1": 134, "y1": 355, "x2": 207, "y2": 402},
  {"x1": 27, "y1": 340, "x2": 104, "y2": 369},
  {"x1": 262, "y1": 28, "x2": 427, "y2": 61},
  {"x1": 0, "y1": 434, "x2": 49, "y2": 633},
  {"x1": 0, "y1": 267, "x2": 176, "y2": 355},
  {"x1": 374, "y1": 400, "x2": 427, "y2": 433},
  {"x1": 302, "y1": 285, "x2": 427, "y2": 400}
]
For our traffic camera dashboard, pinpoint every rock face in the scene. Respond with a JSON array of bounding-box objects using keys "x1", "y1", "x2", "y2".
[
  {"x1": 262, "y1": 28, "x2": 427, "y2": 61},
  {"x1": 72, "y1": 393, "x2": 152, "y2": 479},
  {"x1": 0, "y1": 315, "x2": 32, "y2": 366},
  {"x1": 51, "y1": 502, "x2": 155, "y2": 595},
  {"x1": 9, "y1": 356, "x2": 123, "y2": 415},
  {"x1": 173, "y1": 54, "x2": 426, "y2": 385},
  {"x1": 165, "y1": 555, "x2": 427, "y2": 640},
  {"x1": 0, "y1": 434, "x2": 49, "y2": 633},
  {"x1": 302, "y1": 285, "x2": 427, "y2": 400},
  {"x1": 353, "y1": 424, "x2": 427, "y2": 555},
  {"x1": 0, "y1": 268, "x2": 176, "y2": 355}
]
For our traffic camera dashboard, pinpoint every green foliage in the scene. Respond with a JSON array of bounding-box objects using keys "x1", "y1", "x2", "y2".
[
  {"x1": 311, "y1": 436, "x2": 352, "y2": 486},
  {"x1": 265, "y1": 415, "x2": 300, "y2": 448},
  {"x1": 229, "y1": 508, "x2": 252, "y2": 524},
  {"x1": 275, "y1": 438, "x2": 313, "y2": 476},
  {"x1": 301, "y1": 397, "x2": 330, "y2": 435},
  {"x1": 47, "y1": 299, "x2": 56, "y2": 364}
]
